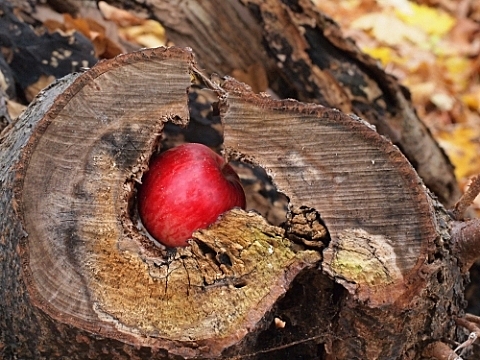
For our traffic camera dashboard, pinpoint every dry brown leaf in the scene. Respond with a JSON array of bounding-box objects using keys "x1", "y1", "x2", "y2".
[
  {"x1": 231, "y1": 63, "x2": 269, "y2": 94},
  {"x1": 43, "y1": 12, "x2": 123, "y2": 58},
  {"x1": 6, "y1": 99, "x2": 26, "y2": 119},
  {"x1": 98, "y1": 1, "x2": 145, "y2": 27},
  {"x1": 447, "y1": 18, "x2": 480, "y2": 56},
  {"x1": 25, "y1": 74, "x2": 55, "y2": 103}
]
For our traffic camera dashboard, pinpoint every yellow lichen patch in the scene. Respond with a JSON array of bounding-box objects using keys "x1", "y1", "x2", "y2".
[
  {"x1": 322, "y1": 228, "x2": 404, "y2": 304},
  {"x1": 326, "y1": 229, "x2": 398, "y2": 286}
]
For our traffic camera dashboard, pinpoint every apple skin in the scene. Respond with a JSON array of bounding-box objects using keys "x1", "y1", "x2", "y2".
[{"x1": 138, "y1": 143, "x2": 246, "y2": 248}]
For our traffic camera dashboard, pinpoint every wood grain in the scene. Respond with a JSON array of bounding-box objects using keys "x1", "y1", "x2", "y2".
[{"x1": 220, "y1": 77, "x2": 437, "y2": 306}]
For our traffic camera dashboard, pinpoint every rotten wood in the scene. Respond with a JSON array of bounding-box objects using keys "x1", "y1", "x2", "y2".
[
  {"x1": 219, "y1": 76, "x2": 437, "y2": 304},
  {"x1": 103, "y1": 0, "x2": 461, "y2": 209}
]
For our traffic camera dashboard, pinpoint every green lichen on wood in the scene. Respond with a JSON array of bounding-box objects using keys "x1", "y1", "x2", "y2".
[{"x1": 322, "y1": 228, "x2": 404, "y2": 303}]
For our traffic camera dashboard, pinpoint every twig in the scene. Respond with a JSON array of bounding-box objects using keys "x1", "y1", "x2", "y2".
[
  {"x1": 455, "y1": 317, "x2": 480, "y2": 357},
  {"x1": 451, "y1": 174, "x2": 480, "y2": 220},
  {"x1": 464, "y1": 313, "x2": 480, "y2": 326},
  {"x1": 229, "y1": 334, "x2": 326, "y2": 359}
]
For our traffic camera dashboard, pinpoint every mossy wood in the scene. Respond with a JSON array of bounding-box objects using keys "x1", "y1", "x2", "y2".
[{"x1": 0, "y1": 47, "x2": 467, "y2": 359}]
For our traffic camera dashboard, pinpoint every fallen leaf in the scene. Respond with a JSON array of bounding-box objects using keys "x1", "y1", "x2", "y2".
[
  {"x1": 119, "y1": 20, "x2": 167, "y2": 48},
  {"x1": 25, "y1": 74, "x2": 55, "y2": 102},
  {"x1": 395, "y1": 2, "x2": 456, "y2": 36},
  {"x1": 437, "y1": 125, "x2": 480, "y2": 179},
  {"x1": 98, "y1": 1, "x2": 145, "y2": 27},
  {"x1": 461, "y1": 86, "x2": 480, "y2": 112},
  {"x1": 362, "y1": 46, "x2": 403, "y2": 66},
  {"x1": 442, "y1": 56, "x2": 474, "y2": 92},
  {"x1": 351, "y1": 13, "x2": 427, "y2": 46},
  {"x1": 231, "y1": 63, "x2": 269, "y2": 93},
  {"x1": 44, "y1": 13, "x2": 123, "y2": 58},
  {"x1": 6, "y1": 99, "x2": 26, "y2": 119}
]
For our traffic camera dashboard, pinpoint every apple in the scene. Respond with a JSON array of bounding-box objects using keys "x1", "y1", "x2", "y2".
[{"x1": 138, "y1": 143, "x2": 246, "y2": 248}]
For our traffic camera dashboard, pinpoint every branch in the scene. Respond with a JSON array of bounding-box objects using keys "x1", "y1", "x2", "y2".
[
  {"x1": 450, "y1": 174, "x2": 480, "y2": 273},
  {"x1": 452, "y1": 219, "x2": 480, "y2": 273}
]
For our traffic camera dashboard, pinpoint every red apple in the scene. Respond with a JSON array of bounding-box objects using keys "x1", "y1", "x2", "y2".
[{"x1": 138, "y1": 143, "x2": 246, "y2": 248}]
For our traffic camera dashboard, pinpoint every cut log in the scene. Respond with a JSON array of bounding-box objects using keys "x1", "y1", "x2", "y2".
[
  {"x1": 220, "y1": 76, "x2": 437, "y2": 305},
  {"x1": 0, "y1": 46, "x2": 471, "y2": 359}
]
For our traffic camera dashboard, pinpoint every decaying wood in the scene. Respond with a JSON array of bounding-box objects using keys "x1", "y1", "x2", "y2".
[
  {"x1": 1, "y1": 46, "x2": 473, "y2": 359},
  {"x1": 219, "y1": 77, "x2": 437, "y2": 305},
  {"x1": 103, "y1": 0, "x2": 461, "y2": 209}
]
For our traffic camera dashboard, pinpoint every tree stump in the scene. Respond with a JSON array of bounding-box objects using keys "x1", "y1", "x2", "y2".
[{"x1": 2, "y1": 45, "x2": 478, "y2": 359}]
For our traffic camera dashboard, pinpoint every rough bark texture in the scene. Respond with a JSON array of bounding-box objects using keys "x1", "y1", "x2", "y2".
[
  {"x1": 102, "y1": 0, "x2": 461, "y2": 209},
  {"x1": 0, "y1": 46, "x2": 469, "y2": 359}
]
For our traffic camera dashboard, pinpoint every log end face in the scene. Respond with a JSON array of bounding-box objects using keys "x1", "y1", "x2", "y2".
[
  {"x1": 220, "y1": 77, "x2": 438, "y2": 307},
  {"x1": 14, "y1": 47, "x2": 324, "y2": 358}
]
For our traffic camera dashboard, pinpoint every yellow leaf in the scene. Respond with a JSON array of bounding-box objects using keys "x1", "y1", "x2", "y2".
[
  {"x1": 461, "y1": 91, "x2": 480, "y2": 111},
  {"x1": 442, "y1": 56, "x2": 472, "y2": 92},
  {"x1": 120, "y1": 20, "x2": 166, "y2": 47},
  {"x1": 437, "y1": 125, "x2": 480, "y2": 179},
  {"x1": 362, "y1": 46, "x2": 401, "y2": 66},
  {"x1": 351, "y1": 13, "x2": 427, "y2": 46},
  {"x1": 395, "y1": 2, "x2": 455, "y2": 37}
]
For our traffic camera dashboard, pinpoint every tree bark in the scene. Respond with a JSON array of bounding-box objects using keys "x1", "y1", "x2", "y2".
[
  {"x1": 102, "y1": 0, "x2": 461, "y2": 209},
  {"x1": 0, "y1": 45, "x2": 473, "y2": 359}
]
